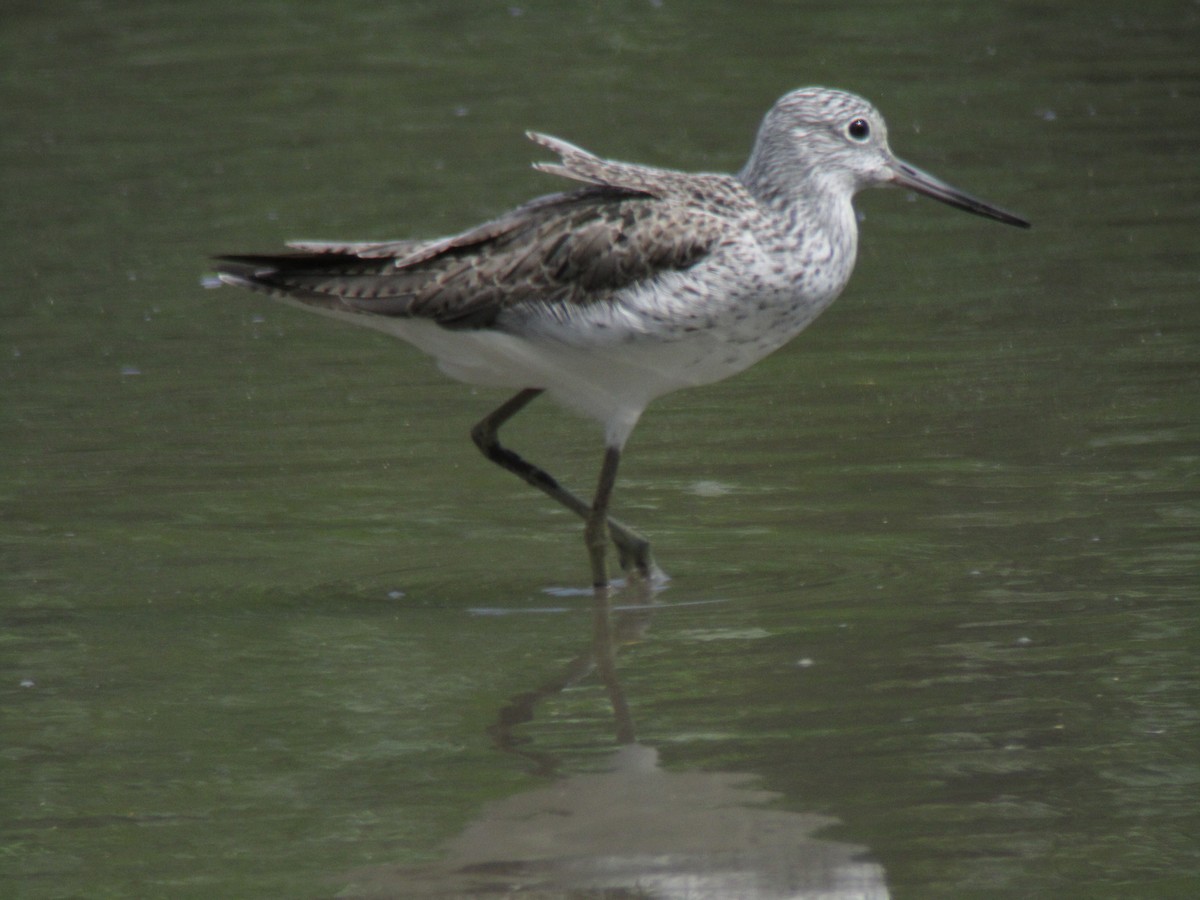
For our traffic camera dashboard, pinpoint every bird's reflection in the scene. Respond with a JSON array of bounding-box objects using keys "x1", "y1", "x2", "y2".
[
  {"x1": 341, "y1": 581, "x2": 890, "y2": 899},
  {"x1": 488, "y1": 579, "x2": 653, "y2": 774}
]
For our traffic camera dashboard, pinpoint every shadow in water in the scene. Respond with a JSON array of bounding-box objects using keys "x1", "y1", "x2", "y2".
[{"x1": 339, "y1": 580, "x2": 889, "y2": 899}]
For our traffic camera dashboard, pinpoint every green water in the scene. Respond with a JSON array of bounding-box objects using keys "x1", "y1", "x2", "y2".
[{"x1": 3, "y1": 2, "x2": 1197, "y2": 897}]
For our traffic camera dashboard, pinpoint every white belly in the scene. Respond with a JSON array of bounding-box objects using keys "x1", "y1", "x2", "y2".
[{"x1": 267, "y1": 255, "x2": 842, "y2": 448}]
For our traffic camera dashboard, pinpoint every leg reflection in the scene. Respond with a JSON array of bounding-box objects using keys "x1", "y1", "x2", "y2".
[{"x1": 487, "y1": 577, "x2": 656, "y2": 773}]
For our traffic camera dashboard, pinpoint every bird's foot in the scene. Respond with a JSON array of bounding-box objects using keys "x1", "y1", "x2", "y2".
[{"x1": 613, "y1": 533, "x2": 668, "y2": 586}]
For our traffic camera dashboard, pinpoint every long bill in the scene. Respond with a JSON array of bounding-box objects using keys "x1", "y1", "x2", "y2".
[{"x1": 890, "y1": 158, "x2": 1031, "y2": 228}]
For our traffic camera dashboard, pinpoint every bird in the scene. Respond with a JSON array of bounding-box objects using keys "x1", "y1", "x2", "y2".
[{"x1": 214, "y1": 86, "x2": 1030, "y2": 591}]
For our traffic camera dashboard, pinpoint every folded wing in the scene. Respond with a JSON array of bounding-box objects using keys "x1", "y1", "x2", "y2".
[{"x1": 215, "y1": 134, "x2": 735, "y2": 330}]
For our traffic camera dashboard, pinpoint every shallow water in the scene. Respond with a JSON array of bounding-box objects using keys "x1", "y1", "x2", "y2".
[{"x1": 3, "y1": 2, "x2": 1198, "y2": 898}]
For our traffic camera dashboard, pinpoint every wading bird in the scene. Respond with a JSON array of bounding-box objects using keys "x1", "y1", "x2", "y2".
[{"x1": 215, "y1": 87, "x2": 1029, "y2": 590}]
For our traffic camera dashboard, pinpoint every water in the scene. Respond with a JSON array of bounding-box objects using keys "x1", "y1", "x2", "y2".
[{"x1": 3, "y1": 2, "x2": 1197, "y2": 897}]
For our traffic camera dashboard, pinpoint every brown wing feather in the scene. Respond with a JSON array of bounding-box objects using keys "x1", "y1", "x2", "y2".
[{"x1": 216, "y1": 183, "x2": 725, "y2": 330}]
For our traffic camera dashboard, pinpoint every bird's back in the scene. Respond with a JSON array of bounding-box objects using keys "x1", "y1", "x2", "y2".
[{"x1": 214, "y1": 133, "x2": 758, "y2": 332}]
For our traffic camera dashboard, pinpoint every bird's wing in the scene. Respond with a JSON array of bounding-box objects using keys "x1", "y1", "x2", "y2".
[{"x1": 214, "y1": 135, "x2": 743, "y2": 330}]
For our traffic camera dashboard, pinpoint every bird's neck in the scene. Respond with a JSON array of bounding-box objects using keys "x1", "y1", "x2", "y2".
[
  {"x1": 742, "y1": 156, "x2": 855, "y2": 228},
  {"x1": 741, "y1": 171, "x2": 857, "y2": 256},
  {"x1": 736, "y1": 163, "x2": 861, "y2": 302}
]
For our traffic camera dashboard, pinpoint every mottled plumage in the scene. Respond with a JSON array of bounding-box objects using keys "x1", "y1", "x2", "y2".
[{"x1": 215, "y1": 87, "x2": 1029, "y2": 587}]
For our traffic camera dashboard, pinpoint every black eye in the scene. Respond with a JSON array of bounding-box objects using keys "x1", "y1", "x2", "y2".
[{"x1": 847, "y1": 118, "x2": 870, "y2": 141}]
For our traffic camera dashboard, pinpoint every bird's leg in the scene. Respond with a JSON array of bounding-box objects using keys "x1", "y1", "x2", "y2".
[
  {"x1": 584, "y1": 446, "x2": 621, "y2": 589},
  {"x1": 470, "y1": 389, "x2": 655, "y2": 579}
]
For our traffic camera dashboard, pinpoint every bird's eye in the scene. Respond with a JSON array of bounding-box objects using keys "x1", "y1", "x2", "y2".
[{"x1": 847, "y1": 118, "x2": 870, "y2": 141}]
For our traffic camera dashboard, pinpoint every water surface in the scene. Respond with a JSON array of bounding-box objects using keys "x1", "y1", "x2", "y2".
[{"x1": 3, "y1": 2, "x2": 1197, "y2": 897}]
